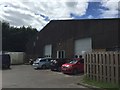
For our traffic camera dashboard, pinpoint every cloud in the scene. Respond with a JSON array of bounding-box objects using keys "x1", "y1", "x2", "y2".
[
  {"x1": 87, "y1": 15, "x2": 94, "y2": 19},
  {"x1": 0, "y1": 0, "x2": 89, "y2": 31},
  {"x1": 0, "y1": 0, "x2": 119, "y2": 31},
  {"x1": 99, "y1": 0, "x2": 120, "y2": 18}
]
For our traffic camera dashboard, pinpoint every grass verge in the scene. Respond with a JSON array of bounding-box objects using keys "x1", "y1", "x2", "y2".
[{"x1": 81, "y1": 76, "x2": 120, "y2": 90}]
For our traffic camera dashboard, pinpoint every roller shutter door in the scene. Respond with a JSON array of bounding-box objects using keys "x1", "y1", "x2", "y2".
[
  {"x1": 74, "y1": 38, "x2": 92, "y2": 57},
  {"x1": 44, "y1": 44, "x2": 52, "y2": 58}
]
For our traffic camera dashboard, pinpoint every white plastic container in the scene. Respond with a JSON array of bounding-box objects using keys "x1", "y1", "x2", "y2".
[{"x1": 5, "y1": 52, "x2": 25, "y2": 65}]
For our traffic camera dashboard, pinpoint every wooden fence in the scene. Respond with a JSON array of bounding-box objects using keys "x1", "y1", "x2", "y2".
[{"x1": 84, "y1": 52, "x2": 120, "y2": 85}]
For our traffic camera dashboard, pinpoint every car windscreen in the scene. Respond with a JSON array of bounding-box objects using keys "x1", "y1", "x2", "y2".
[
  {"x1": 35, "y1": 58, "x2": 41, "y2": 63},
  {"x1": 40, "y1": 59, "x2": 46, "y2": 62},
  {"x1": 68, "y1": 59, "x2": 78, "y2": 64}
]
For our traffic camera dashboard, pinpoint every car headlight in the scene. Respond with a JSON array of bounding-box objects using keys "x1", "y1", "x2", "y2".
[{"x1": 66, "y1": 65, "x2": 72, "y2": 68}]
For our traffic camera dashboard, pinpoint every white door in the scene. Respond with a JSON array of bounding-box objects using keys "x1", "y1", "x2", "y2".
[
  {"x1": 44, "y1": 44, "x2": 52, "y2": 58},
  {"x1": 74, "y1": 38, "x2": 92, "y2": 57}
]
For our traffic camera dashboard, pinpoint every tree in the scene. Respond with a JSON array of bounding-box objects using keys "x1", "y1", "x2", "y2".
[{"x1": 2, "y1": 21, "x2": 38, "y2": 52}]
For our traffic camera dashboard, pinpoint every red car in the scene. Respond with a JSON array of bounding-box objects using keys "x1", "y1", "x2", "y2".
[{"x1": 61, "y1": 58, "x2": 84, "y2": 74}]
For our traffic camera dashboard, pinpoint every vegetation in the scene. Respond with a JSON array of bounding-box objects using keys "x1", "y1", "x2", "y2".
[
  {"x1": 82, "y1": 76, "x2": 120, "y2": 90},
  {"x1": 2, "y1": 21, "x2": 38, "y2": 52}
]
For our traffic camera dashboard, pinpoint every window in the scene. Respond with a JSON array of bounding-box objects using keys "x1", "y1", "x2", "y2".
[
  {"x1": 48, "y1": 59, "x2": 52, "y2": 61},
  {"x1": 40, "y1": 59, "x2": 46, "y2": 62},
  {"x1": 57, "y1": 50, "x2": 65, "y2": 58},
  {"x1": 33, "y1": 42, "x2": 36, "y2": 47},
  {"x1": 68, "y1": 59, "x2": 78, "y2": 64},
  {"x1": 61, "y1": 51, "x2": 65, "y2": 58}
]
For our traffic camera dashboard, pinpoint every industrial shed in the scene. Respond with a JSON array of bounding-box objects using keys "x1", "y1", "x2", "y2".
[{"x1": 26, "y1": 18, "x2": 120, "y2": 59}]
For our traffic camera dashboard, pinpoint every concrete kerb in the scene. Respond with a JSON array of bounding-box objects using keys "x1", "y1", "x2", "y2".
[{"x1": 76, "y1": 82, "x2": 104, "y2": 90}]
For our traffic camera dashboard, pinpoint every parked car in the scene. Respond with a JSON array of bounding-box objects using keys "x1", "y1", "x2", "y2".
[
  {"x1": 50, "y1": 58, "x2": 69, "y2": 72},
  {"x1": 29, "y1": 58, "x2": 36, "y2": 65},
  {"x1": 32, "y1": 58, "x2": 51, "y2": 69},
  {"x1": 0, "y1": 54, "x2": 11, "y2": 69},
  {"x1": 61, "y1": 58, "x2": 84, "y2": 74}
]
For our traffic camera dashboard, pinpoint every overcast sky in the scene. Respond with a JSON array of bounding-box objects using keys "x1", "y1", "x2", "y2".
[{"x1": 0, "y1": 0, "x2": 120, "y2": 31}]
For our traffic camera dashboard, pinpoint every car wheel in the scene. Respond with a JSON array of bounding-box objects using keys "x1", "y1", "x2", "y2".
[
  {"x1": 51, "y1": 68, "x2": 54, "y2": 71},
  {"x1": 34, "y1": 68, "x2": 38, "y2": 70},
  {"x1": 6, "y1": 65, "x2": 9, "y2": 69},
  {"x1": 8, "y1": 66, "x2": 11, "y2": 69},
  {"x1": 58, "y1": 67, "x2": 61, "y2": 72},
  {"x1": 72, "y1": 69, "x2": 78, "y2": 75},
  {"x1": 42, "y1": 65, "x2": 46, "y2": 69}
]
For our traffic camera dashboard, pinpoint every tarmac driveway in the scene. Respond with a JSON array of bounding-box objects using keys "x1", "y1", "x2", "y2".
[{"x1": 2, "y1": 65, "x2": 89, "y2": 88}]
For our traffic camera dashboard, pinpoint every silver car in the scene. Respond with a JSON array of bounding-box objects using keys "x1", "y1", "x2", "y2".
[{"x1": 33, "y1": 58, "x2": 51, "y2": 69}]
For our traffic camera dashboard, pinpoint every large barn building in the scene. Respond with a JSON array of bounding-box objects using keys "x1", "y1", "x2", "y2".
[{"x1": 26, "y1": 18, "x2": 120, "y2": 59}]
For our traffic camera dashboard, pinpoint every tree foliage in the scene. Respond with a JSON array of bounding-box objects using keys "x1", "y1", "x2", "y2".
[{"x1": 2, "y1": 21, "x2": 38, "y2": 52}]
